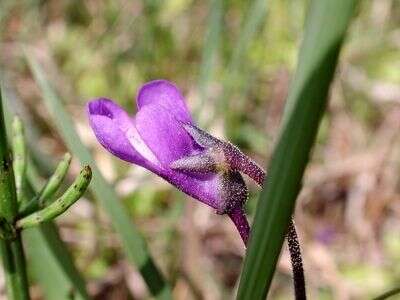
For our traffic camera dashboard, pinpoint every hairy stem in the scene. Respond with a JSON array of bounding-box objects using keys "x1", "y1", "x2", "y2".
[{"x1": 286, "y1": 220, "x2": 306, "y2": 300}]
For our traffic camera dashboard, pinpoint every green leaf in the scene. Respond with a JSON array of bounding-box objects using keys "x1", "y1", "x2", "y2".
[
  {"x1": 237, "y1": 1, "x2": 358, "y2": 299},
  {"x1": 24, "y1": 50, "x2": 172, "y2": 299}
]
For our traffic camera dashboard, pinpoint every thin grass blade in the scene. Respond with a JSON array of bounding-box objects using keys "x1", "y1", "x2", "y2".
[
  {"x1": 196, "y1": 0, "x2": 222, "y2": 123},
  {"x1": 222, "y1": 0, "x2": 269, "y2": 137},
  {"x1": 237, "y1": 1, "x2": 358, "y2": 299},
  {"x1": 228, "y1": 0, "x2": 268, "y2": 72},
  {"x1": 22, "y1": 223, "x2": 89, "y2": 300}
]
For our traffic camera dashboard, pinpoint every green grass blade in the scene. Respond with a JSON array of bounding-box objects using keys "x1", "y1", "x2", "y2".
[
  {"x1": 237, "y1": 1, "x2": 358, "y2": 299},
  {"x1": 222, "y1": 0, "x2": 269, "y2": 137},
  {"x1": 197, "y1": 0, "x2": 222, "y2": 99},
  {"x1": 195, "y1": 0, "x2": 222, "y2": 125},
  {"x1": 23, "y1": 224, "x2": 89, "y2": 300},
  {"x1": 228, "y1": 0, "x2": 268, "y2": 73},
  {"x1": 24, "y1": 51, "x2": 172, "y2": 299}
]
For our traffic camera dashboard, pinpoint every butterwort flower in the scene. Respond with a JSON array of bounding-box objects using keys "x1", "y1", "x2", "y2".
[{"x1": 87, "y1": 80, "x2": 264, "y2": 244}]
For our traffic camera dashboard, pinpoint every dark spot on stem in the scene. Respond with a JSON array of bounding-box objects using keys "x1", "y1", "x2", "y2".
[{"x1": 1, "y1": 157, "x2": 11, "y2": 171}]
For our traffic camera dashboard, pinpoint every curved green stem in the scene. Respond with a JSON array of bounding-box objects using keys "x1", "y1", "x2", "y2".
[
  {"x1": 17, "y1": 166, "x2": 91, "y2": 230},
  {"x1": 19, "y1": 153, "x2": 71, "y2": 217}
]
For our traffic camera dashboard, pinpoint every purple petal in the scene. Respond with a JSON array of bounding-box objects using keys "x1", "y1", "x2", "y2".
[
  {"x1": 87, "y1": 99, "x2": 148, "y2": 167},
  {"x1": 136, "y1": 80, "x2": 192, "y2": 124},
  {"x1": 134, "y1": 104, "x2": 198, "y2": 166},
  {"x1": 160, "y1": 171, "x2": 221, "y2": 209},
  {"x1": 87, "y1": 84, "x2": 250, "y2": 241}
]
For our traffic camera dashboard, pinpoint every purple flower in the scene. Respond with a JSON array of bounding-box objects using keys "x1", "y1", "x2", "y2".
[{"x1": 87, "y1": 80, "x2": 262, "y2": 244}]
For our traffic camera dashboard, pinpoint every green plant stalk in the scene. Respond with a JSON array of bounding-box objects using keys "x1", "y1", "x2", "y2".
[
  {"x1": 11, "y1": 116, "x2": 27, "y2": 204},
  {"x1": 0, "y1": 92, "x2": 18, "y2": 225},
  {"x1": 1, "y1": 88, "x2": 89, "y2": 300},
  {"x1": 0, "y1": 236, "x2": 30, "y2": 300},
  {"x1": 17, "y1": 165, "x2": 91, "y2": 229},
  {"x1": 0, "y1": 88, "x2": 30, "y2": 299},
  {"x1": 19, "y1": 152, "x2": 72, "y2": 217},
  {"x1": 237, "y1": 1, "x2": 357, "y2": 299}
]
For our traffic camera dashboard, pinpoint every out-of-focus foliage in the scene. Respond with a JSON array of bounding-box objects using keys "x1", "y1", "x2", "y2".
[{"x1": 1, "y1": 0, "x2": 400, "y2": 299}]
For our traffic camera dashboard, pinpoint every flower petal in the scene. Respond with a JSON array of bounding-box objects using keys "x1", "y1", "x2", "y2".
[
  {"x1": 136, "y1": 80, "x2": 192, "y2": 124},
  {"x1": 134, "y1": 104, "x2": 198, "y2": 166},
  {"x1": 87, "y1": 99, "x2": 149, "y2": 166},
  {"x1": 160, "y1": 170, "x2": 221, "y2": 209}
]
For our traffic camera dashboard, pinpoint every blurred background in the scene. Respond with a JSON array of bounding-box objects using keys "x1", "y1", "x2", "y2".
[{"x1": 1, "y1": 0, "x2": 400, "y2": 299}]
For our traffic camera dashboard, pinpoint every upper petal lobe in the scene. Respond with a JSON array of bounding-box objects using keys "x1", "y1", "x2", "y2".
[{"x1": 136, "y1": 80, "x2": 192, "y2": 124}]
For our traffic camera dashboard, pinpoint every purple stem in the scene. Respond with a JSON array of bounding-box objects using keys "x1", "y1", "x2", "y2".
[{"x1": 228, "y1": 207, "x2": 250, "y2": 245}]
